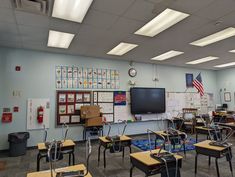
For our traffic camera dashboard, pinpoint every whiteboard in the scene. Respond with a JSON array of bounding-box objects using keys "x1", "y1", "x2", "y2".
[
  {"x1": 166, "y1": 92, "x2": 214, "y2": 117},
  {"x1": 27, "y1": 98, "x2": 50, "y2": 130}
]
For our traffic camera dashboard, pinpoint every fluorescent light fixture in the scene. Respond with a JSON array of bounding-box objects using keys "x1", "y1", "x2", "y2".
[
  {"x1": 47, "y1": 30, "x2": 75, "y2": 49},
  {"x1": 229, "y1": 49, "x2": 235, "y2": 53},
  {"x1": 186, "y1": 56, "x2": 219, "y2": 65},
  {"x1": 214, "y1": 62, "x2": 235, "y2": 68},
  {"x1": 134, "y1": 8, "x2": 189, "y2": 37},
  {"x1": 190, "y1": 27, "x2": 235, "y2": 46},
  {"x1": 52, "y1": 0, "x2": 93, "y2": 23},
  {"x1": 107, "y1": 42, "x2": 138, "y2": 56},
  {"x1": 151, "y1": 50, "x2": 184, "y2": 61}
]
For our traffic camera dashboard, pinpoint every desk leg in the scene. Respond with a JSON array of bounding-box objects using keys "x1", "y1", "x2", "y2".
[
  {"x1": 183, "y1": 142, "x2": 186, "y2": 156},
  {"x1": 196, "y1": 132, "x2": 198, "y2": 143},
  {"x1": 130, "y1": 164, "x2": 134, "y2": 177},
  {"x1": 155, "y1": 137, "x2": 157, "y2": 149},
  {"x1": 103, "y1": 148, "x2": 107, "y2": 168},
  {"x1": 37, "y1": 153, "x2": 40, "y2": 171},
  {"x1": 195, "y1": 153, "x2": 198, "y2": 174},
  {"x1": 69, "y1": 153, "x2": 71, "y2": 166},
  {"x1": 129, "y1": 145, "x2": 132, "y2": 153},
  {"x1": 208, "y1": 156, "x2": 211, "y2": 166},
  {"x1": 229, "y1": 159, "x2": 233, "y2": 176},
  {"x1": 72, "y1": 152, "x2": 75, "y2": 165},
  {"x1": 122, "y1": 146, "x2": 125, "y2": 159},
  {"x1": 98, "y1": 144, "x2": 101, "y2": 165},
  {"x1": 215, "y1": 158, "x2": 220, "y2": 177}
]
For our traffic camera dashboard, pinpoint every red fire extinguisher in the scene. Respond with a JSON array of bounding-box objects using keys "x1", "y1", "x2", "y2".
[{"x1": 37, "y1": 106, "x2": 44, "y2": 124}]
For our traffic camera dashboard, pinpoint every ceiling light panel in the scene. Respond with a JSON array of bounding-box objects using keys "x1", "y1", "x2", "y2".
[
  {"x1": 190, "y1": 27, "x2": 235, "y2": 47},
  {"x1": 151, "y1": 50, "x2": 184, "y2": 61},
  {"x1": 134, "y1": 8, "x2": 189, "y2": 37},
  {"x1": 186, "y1": 56, "x2": 219, "y2": 65},
  {"x1": 107, "y1": 42, "x2": 138, "y2": 56},
  {"x1": 47, "y1": 30, "x2": 75, "y2": 49},
  {"x1": 229, "y1": 49, "x2": 235, "y2": 53},
  {"x1": 52, "y1": 0, "x2": 93, "y2": 23},
  {"x1": 214, "y1": 62, "x2": 235, "y2": 68}
]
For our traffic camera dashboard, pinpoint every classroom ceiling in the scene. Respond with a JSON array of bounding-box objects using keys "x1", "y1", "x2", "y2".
[{"x1": 1, "y1": 0, "x2": 235, "y2": 70}]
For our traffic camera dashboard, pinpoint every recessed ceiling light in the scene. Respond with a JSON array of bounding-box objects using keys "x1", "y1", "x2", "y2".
[
  {"x1": 107, "y1": 42, "x2": 138, "y2": 56},
  {"x1": 52, "y1": 0, "x2": 93, "y2": 23},
  {"x1": 186, "y1": 56, "x2": 219, "y2": 65},
  {"x1": 190, "y1": 27, "x2": 235, "y2": 47},
  {"x1": 151, "y1": 50, "x2": 184, "y2": 61},
  {"x1": 214, "y1": 62, "x2": 235, "y2": 68},
  {"x1": 229, "y1": 49, "x2": 235, "y2": 53},
  {"x1": 134, "y1": 8, "x2": 189, "y2": 37},
  {"x1": 47, "y1": 30, "x2": 75, "y2": 49}
]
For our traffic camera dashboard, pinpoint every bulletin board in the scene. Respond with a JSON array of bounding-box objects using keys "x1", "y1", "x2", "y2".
[
  {"x1": 56, "y1": 90, "x2": 92, "y2": 126},
  {"x1": 93, "y1": 91, "x2": 114, "y2": 122},
  {"x1": 27, "y1": 98, "x2": 50, "y2": 130}
]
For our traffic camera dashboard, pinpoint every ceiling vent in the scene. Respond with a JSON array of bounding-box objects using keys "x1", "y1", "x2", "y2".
[{"x1": 12, "y1": 0, "x2": 52, "y2": 15}]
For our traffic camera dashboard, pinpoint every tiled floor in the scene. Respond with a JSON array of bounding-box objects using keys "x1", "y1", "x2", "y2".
[{"x1": 0, "y1": 134, "x2": 235, "y2": 177}]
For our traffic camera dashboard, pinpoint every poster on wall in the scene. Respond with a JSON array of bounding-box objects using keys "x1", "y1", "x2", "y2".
[
  {"x1": 27, "y1": 98, "x2": 50, "y2": 130},
  {"x1": 114, "y1": 91, "x2": 126, "y2": 106}
]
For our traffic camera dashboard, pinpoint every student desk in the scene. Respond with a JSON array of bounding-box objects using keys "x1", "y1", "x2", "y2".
[
  {"x1": 194, "y1": 140, "x2": 233, "y2": 177},
  {"x1": 154, "y1": 131, "x2": 186, "y2": 155},
  {"x1": 130, "y1": 149, "x2": 183, "y2": 177},
  {"x1": 98, "y1": 135, "x2": 132, "y2": 168},
  {"x1": 195, "y1": 126, "x2": 222, "y2": 142},
  {"x1": 27, "y1": 164, "x2": 92, "y2": 177},
  {"x1": 218, "y1": 122, "x2": 235, "y2": 130},
  {"x1": 37, "y1": 140, "x2": 75, "y2": 171}
]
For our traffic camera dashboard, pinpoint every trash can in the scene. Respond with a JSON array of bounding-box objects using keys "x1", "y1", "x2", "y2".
[{"x1": 8, "y1": 132, "x2": 30, "y2": 157}]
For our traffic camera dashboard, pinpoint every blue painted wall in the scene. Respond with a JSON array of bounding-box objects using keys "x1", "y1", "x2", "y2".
[
  {"x1": 0, "y1": 47, "x2": 218, "y2": 150},
  {"x1": 216, "y1": 68, "x2": 235, "y2": 109}
]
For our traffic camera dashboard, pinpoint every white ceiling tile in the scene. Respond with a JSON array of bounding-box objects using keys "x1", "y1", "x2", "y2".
[
  {"x1": 91, "y1": 0, "x2": 135, "y2": 16},
  {"x1": 194, "y1": 0, "x2": 235, "y2": 20},
  {"x1": 0, "y1": 40, "x2": 22, "y2": 48},
  {"x1": 0, "y1": 22, "x2": 19, "y2": 34},
  {"x1": 123, "y1": 0, "x2": 167, "y2": 22},
  {"x1": 218, "y1": 11, "x2": 235, "y2": 26},
  {"x1": 49, "y1": 18, "x2": 81, "y2": 34},
  {"x1": 109, "y1": 17, "x2": 145, "y2": 35},
  {"x1": 15, "y1": 10, "x2": 50, "y2": 27},
  {"x1": 0, "y1": 8, "x2": 16, "y2": 24},
  {"x1": 83, "y1": 9, "x2": 119, "y2": 29},
  {"x1": 18, "y1": 25, "x2": 48, "y2": 42},
  {"x1": 168, "y1": 0, "x2": 215, "y2": 14},
  {"x1": 0, "y1": 0, "x2": 13, "y2": 9}
]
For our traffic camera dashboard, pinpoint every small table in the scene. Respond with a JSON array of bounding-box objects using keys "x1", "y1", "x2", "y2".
[
  {"x1": 218, "y1": 122, "x2": 235, "y2": 130},
  {"x1": 98, "y1": 135, "x2": 132, "y2": 168},
  {"x1": 154, "y1": 131, "x2": 187, "y2": 155},
  {"x1": 27, "y1": 164, "x2": 92, "y2": 177},
  {"x1": 194, "y1": 140, "x2": 233, "y2": 177},
  {"x1": 195, "y1": 126, "x2": 222, "y2": 142},
  {"x1": 130, "y1": 149, "x2": 183, "y2": 177},
  {"x1": 37, "y1": 139, "x2": 75, "y2": 171}
]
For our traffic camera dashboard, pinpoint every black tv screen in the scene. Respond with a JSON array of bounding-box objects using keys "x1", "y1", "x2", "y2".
[{"x1": 130, "y1": 87, "x2": 166, "y2": 114}]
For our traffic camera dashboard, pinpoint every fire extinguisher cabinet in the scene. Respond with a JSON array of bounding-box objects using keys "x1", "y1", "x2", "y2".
[{"x1": 8, "y1": 132, "x2": 30, "y2": 157}]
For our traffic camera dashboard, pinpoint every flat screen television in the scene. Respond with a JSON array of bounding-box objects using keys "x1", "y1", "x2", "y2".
[{"x1": 130, "y1": 87, "x2": 165, "y2": 114}]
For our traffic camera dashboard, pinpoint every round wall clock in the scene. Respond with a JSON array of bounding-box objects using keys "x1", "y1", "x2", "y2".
[{"x1": 128, "y1": 68, "x2": 137, "y2": 77}]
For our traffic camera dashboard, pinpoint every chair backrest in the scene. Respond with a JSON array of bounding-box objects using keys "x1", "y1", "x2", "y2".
[
  {"x1": 62, "y1": 122, "x2": 69, "y2": 142},
  {"x1": 43, "y1": 124, "x2": 48, "y2": 143}
]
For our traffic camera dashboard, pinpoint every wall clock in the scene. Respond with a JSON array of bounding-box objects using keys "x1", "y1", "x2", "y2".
[{"x1": 128, "y1": 68, "x2": 137, "y2": 77}]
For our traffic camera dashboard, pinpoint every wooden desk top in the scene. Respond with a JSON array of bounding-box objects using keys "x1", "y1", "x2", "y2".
[
  {"x1": 218, "y1": 122, "x2": 235, "y2": 127},
  {"x1": 99, "y1": 135, "x2": 132, "y2": 143},
  {"x1": 194, "y1": 140, "x2": 230, "y2": 151},
  {"x1": 130, "y1": 149, "x2": 183, "y2": 166},
  {"x1": 38, "y1": 140, "x2": 75, "y2": 150},
  {"x1": 195, "y1": 126, "x2": 214, "y2": 131},
  {"x1": 27, "y1": 164, "x2": 91, "y2": 177},
  {"x1": 155, "y1": 130, "x2": 185, "y2": 137}
]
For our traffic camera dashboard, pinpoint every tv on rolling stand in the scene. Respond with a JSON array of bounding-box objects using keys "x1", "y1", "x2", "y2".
[{"x1": 130, "y1": 87, "x2": 166, "y2": 114}]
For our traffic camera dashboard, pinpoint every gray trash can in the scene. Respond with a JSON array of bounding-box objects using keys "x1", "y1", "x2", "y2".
[{"x1": 8, "y1": 132, "x2": 30, "y2": 157}]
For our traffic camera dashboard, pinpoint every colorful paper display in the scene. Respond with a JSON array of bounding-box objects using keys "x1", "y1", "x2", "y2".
[{"x1": 56, "y1": 66, "x2": 120, "y2": 89}]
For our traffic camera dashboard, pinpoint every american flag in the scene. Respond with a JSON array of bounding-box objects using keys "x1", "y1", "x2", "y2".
[{"x1": 193, "y1": 73, "x2": 204, "y2": 96}]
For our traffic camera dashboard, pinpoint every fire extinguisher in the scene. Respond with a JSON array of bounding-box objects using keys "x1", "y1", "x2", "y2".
[{"x1": 37, "y1": 106, "x2": 44, "y2": 124}]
